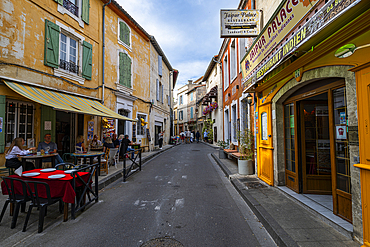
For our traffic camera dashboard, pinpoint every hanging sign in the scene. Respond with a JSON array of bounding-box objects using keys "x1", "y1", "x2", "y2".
[
  {"x1": 336, "y1": 125, "x2": 347, "y2": 139},
  {"x1": 220, "y1": 9, "x2": 262, "y2": 38}
]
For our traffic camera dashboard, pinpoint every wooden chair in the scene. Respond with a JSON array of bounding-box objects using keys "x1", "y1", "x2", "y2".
[
  {"x1": 100, "y1": 148, "x2": 109, "y2": 175},
  {"x1": 23, "y1": 181, "x2": 63, "y2": 233},
  {"x1": 0, "y1": 177, "x2": 32, "y2": 229}
]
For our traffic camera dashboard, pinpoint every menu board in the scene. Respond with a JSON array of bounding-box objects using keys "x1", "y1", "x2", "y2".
[{"x1": 261, "y1": 112, "x2": 268, "y2": 141}]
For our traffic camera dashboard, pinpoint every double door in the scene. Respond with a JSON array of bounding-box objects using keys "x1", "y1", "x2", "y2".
[{"x1": 284, "y1": 83, "x2": 352, "y2": 222}]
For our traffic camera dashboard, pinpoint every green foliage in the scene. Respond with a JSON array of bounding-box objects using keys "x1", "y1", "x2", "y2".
[
  {"x1": 216, "y1": 139, "x2": 229, "y2": 149},
  {"x1": 202, "y1": 118, "x2": 214, "y2": 142},
  {"x1": 236, "y1": 127, "x2": 254, "y2": 160}
]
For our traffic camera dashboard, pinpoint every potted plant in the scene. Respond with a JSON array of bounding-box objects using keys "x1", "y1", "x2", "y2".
[
  {"x1": 236, "y1": 128, "x2": 254, "y2": 175},
  {"x1": 216, "y1": 140, "x2": 229, "y2": 159}
]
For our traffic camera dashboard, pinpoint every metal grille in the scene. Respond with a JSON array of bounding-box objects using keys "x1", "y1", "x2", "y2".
[
  {"x1": 60, "y1": 59, "x2": 79, "y2": 74},
  {"x1": 63, "y1": 0, "x2": 78, "y2": 16}
]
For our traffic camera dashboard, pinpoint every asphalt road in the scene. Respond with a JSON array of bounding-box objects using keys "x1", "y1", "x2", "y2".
[{"x1": 3, "y1": 143, "x2": 276, "y2": 247}]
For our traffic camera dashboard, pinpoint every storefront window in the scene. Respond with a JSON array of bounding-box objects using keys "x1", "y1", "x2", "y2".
[
  {"x1": 333, "y1": 87, "x2": 350, "y2": 194},
  {"x1": 261, "y1": 112, "x2": 268, "y2": 140},
  {"x1": 5, "y1": 101, "x2": 34, "y2": 146},
  {"x1": 285, "y1": 103, "x2": 295, "y2": 172}
]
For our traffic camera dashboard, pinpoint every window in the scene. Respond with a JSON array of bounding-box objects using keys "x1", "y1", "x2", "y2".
[
  {"x1": 179, "y1": 95, "x2": 183, "y2": 105},
  {"x1": 190, "y1": 107, "x2": 193, "y2": 119},
  {"x1": 119, "y1": 52, "x2": 132, "y2": 87},
  {"x1": 223, "y1": 55, "x2": 229, "y2": 89},
  {"x1": 5, "y1": 101, "x2": 34, "y2": 146},
  {"x1": 230, "y1": 39, "x2": 236, "y2": 79},
  {"x1": 190, "y1": 92, "x2": 193, "y2": 102},
  {"x1": 56, "y1": 0, "x2": 89, "y2": 26},
  {"x1": 137, "y1": 114, "x2": 146, "y2": 135},
  {"x1": 179, "y1": 111, "x2": 183, "y2": 120},
  {"x1": 239, "y1": 38, "x2": 247, "y2": 64},
  {"x1": 60, "y1": 33, "x2": 79, "y2": 74},
  {"x1": 231, "y1": 104, "x2": 237, "y2": 142},
  {"x1": 156, "y1": 80, "x2": 163, "y2": 102},
  {"x1": 44, "y1": 20, "x2": 92, "y2": 82},
  {"x1": 119, "y1": 20, "x2": 131, "y2": 47}
]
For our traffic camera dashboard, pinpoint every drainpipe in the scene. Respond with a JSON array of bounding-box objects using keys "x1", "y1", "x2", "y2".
[
  {"x1": 102, "y1": 0, "x2": 112, "y2": 104},
  {"x1": 251, "y1": 0, "x2": 255, "y2": 9}
]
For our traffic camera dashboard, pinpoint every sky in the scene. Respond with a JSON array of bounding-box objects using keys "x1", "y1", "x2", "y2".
[{"x1": 115, "y1": 0, "x2": 241, "y2": 92}]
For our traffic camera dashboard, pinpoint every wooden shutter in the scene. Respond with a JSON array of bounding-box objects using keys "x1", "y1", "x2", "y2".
[
  {"x1": 53, "y1": 0, "x2": 63, "y2": 4},
  {"x1": 124, "y1": 23, "x2": 130, "y2": 46},
  {"x1": 81, "y1": 0, "x2": 90, "y2": 24},
  {"x1": 44, "y1": 20, "x2": 60, "y2": 68},
  {"x1": 119, "y1": 22, "x2": 124, "y2": 43},
  {"x1": 119, "y1": 52, "x2": 124, "y2": 85},
  {"x1": 161, "y1": 84, "x2": 164, "y2": 103},
  {"x1": 82, "y1": 41, "x2": 93, "y2": 80},
  {"x1": 0, "y1": 95, "x2": 5, "y2": 153},
  {"x1": 156, "y1": 79, "x2": 159, "y2": 101},
  {"x1": 158, "y1": 55, "x2": 162, "y2": 77},
  {"x1": 124, "y1": 54, "x2": 131, "y2": 87}
]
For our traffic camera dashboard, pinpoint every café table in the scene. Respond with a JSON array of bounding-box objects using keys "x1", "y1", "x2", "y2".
[
  {"x1": 1, "y1": 168, "x2": 91, "y2": 222},
  {"x1": 20, "y1": 153, "x2": 58, "y2": 169},
  {"x1": 71, "y1": 152, "x2": 104, "y2": 175},
  {"x1": 90, "y1": 147, "x2": 103, "y2": 152}
]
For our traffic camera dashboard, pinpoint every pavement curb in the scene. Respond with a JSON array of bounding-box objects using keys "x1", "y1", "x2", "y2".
[
  {"x1": 211, "y1": 153, "x2": 298, "y2": 247},
  {"x1": 92, "y1": 145, "x2": 176, "y2": 191}
]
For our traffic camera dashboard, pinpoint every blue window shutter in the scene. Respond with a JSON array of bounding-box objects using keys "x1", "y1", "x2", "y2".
[
  {"x1": 161, "y1": 84, "x2": 164, "y2": 103},
  {"x1": 158, "y1": 55, "x2": 162, "y2": 77},
  {"x1": 82, "y1": 41, "x2": 93, "y2": 80},
  {"x1": 156, "y1": 79, "x2": 159, "y2": 101},
  {"x1": 191, "y1": 107, "x2": 193, "y2": 119},
  {"x1": 44, "y1": 20, "x2": 60, "y2": 68}
]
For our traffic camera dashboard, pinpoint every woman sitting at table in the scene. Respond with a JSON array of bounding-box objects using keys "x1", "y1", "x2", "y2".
[
  {"x1": 103, "y1": 137, "x2": 115, "y2": 153},
  {"x1": 90, "y1": 135, "x2": 102, "y2": 148},
  {"x1": 5, "y1": 137, "x2": 36, "y2": 175},
  {"x1": 76, "y1": 135, "x2": 86, "y2": 152}
]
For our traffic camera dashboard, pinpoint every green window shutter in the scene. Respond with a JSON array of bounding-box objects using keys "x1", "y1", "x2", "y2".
[
  {"x1": 0, "y1": 95, "x2": 5, "y2": 153},
  {"x1": 124, "y1": 55, "x2": 131, "y2": 87},
  {"x1": 124, "y1": 24, "x2": 130, "y2": 46},
  {"x1": 119, "y1": 22, "x2": 124, "y2": 43},
  {"x1": 82, "y1": 41, "x2": 93, "y2": 80},
  {"x1": 53, "y1": 0, "x2": 63, "y2": 4},
  {"x1": 81, "y1": 0, "x2": 90, "y2": 24},
  {"x1": 119, "y1": 52, "x2": 125, "y2": 85},
  {"x1": 44, "y1": 20, "x2": 60, "y2": 68}
]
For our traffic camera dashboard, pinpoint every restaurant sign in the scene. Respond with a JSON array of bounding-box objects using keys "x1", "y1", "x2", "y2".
[
  {"x1": 220, "y1": 9, "x2": 262, "y2": 38},
  {"x1": 241, "y1": 0, "x2": 319, "y2": 80},
  {"x1": 243, "y1": 0, "x2": 361, "y2": 90}
]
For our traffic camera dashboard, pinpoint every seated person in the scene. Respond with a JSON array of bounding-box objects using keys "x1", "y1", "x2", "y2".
[
  {"x1": 112, "y1": 133, "x2": 120, "y2": 148},
  {"x1": 76, "y1": 135, "x2": 86, "y2": 152},
  {"x1": 90, "y1": 135, "x2": 102, "y2": 148},
  {"x1": 6, "y1": 137, "x2": 36, "y2": 174},
  {"x1": 103, "y1": 137, "x2": 115, "y2": 153},
  {"x1": 37, "y1": 133, "x2": 64, "y2": 165},
  {"x1": 119, "y1": 135, "x2": 135, "y2": 159}
]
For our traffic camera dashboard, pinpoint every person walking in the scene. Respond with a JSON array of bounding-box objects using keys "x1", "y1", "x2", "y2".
[
  {"x1": 204, "y1": 130, "x2": 208, "y2": 143},
  {"x1": 196, "y1": 130, "x2": 201, "y2": 143},
  {"x1": 158, "y1": 130, "x2": 164, "y2": 149}
]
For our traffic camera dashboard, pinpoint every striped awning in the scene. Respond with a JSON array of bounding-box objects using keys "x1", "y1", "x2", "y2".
[{"x1": 4, "y1": 80, "x2": 135, "y2": 121}]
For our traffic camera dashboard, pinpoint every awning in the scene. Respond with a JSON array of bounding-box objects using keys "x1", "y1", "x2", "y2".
[{"x1": 4, "y1": 80, "x2": 135, "y2": 121}]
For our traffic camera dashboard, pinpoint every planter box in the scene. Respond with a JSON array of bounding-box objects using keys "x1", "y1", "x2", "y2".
[{"x1": 238, "y1": 159, "x2": 253, "y2": 175}]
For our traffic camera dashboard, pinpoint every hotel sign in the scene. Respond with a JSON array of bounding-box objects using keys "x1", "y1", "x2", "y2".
[
  {"x1": 243, "y1": 0, "x2": 361, "y2": 90},
  {"x1": 241, "y1": 0, "x2": 319, "y2": 80},
  {"x1": 220, "y1": 10, "x2": 262, "y2": 38}
]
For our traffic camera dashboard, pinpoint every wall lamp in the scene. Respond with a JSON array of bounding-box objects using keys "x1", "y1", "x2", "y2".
[
  {"x1": 246, "y1": 93, "x2": 253, "y2": 105},
  {"x1": 335, "y1": 43, "x2": 370, "y2": 58}
]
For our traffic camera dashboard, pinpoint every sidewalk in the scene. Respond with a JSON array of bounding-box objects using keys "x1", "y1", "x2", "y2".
[{"x1": 209, "y1": 146, "x2": 360, "y2": 247}]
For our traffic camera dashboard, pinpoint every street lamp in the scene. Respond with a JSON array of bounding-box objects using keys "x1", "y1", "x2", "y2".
[{"x1": 246, "y1": 93, "x2": 253, "y2": 105}]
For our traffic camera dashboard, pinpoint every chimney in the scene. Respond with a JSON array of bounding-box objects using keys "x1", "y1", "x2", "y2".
[{"x1": 188, "y1": 80, "x2": 193, "y2": 85}]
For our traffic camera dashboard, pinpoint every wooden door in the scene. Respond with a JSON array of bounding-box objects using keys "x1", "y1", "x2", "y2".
[
  {"x1": 284, "y1": 103, "x2": 299, "y2": 192},
  {"x1": 300, "y1": 99, "x2": 332, "y2": 194},
  {"x1": 258, "y1": 103, "x2": 274, "y2": 186}
]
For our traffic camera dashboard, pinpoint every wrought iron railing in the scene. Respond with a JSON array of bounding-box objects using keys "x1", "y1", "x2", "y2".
[
  {"x1": 59, "y1": 59, "x2": 79, "y2": 74},
  {"x1": 63, "y1": 0, "x2": 78, "y2": 16}
]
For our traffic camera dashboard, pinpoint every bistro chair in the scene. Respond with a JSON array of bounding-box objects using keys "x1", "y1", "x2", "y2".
[
  {"x1": 100, "y1": 148, "x2": 110, "y2": 175},
  {"x1": 23, "y1": 181, "x2": 63, "y2": 233},
  {"x1": 109, "y1": 148, "x2": 119, "y2": 169},
  {"x1": 55, "y1": 163, "x2": 76, "y2": 171},
  {"x1": 0, "y1": 177, "x2": 31, "y2": 229}
]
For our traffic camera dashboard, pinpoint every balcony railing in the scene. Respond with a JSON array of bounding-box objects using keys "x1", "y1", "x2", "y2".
[
  {"x1": 59, "y1": 59, "x2": 79, "y2": 75},
  {"x1": 63, "y1": 0, "x2": 78, "y2": 16}
]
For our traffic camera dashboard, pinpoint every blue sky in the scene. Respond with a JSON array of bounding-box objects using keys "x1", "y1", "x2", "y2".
[{"x1": 115, "y1": 0, "x2": 241, "y2": 91}]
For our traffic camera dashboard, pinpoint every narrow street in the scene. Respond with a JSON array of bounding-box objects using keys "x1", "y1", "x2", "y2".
[{"x1": 6, "y1": 144, "x2": 276, "y2": 247}]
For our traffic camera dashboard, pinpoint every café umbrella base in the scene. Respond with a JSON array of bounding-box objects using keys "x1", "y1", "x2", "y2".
[{"x1": 238, "y1": 159, "x2": 253, "y2": 175}]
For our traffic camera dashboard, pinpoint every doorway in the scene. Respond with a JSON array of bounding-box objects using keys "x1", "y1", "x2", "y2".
[
  {"x1": 55, "y1": 111, "x2": 71, "y2": 155},
  {"x1": 283, "y1": 80, "x2": 352, "y2": 222}
]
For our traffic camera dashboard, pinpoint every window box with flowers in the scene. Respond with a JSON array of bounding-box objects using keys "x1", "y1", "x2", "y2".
[{"x1": 203, "y1": 101, "x2": 218, "y2": 115}]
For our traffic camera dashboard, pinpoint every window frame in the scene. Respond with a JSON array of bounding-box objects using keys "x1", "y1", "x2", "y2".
[
  {"x1": 118, "y1": 18, "x2": 132, "y2": 50},
  {"x1": 57, "y1": 0, "x2": 85, "y2": 28},
  {"x1": 5, "y1": 100, "x2": 35, "y2": 147}
]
